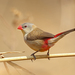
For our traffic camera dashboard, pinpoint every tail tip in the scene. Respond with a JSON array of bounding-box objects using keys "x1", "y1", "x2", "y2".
[{"x1": 74, "y1": 28, "x2": 75, "y2": 31}]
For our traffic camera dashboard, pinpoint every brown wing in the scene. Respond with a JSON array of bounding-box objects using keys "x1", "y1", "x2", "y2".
[{"x1": 27, "y1": 28, "x2": 54, "y2": 41}]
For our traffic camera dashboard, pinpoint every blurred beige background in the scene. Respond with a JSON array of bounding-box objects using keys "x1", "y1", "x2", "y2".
[{"x1": 0, "y1": 0, "x2": 75, "y2": 75}]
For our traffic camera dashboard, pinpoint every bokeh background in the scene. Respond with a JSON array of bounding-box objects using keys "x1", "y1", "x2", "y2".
[{"x1": 0, "y1": 0, "x2": 75, "y2": 75}]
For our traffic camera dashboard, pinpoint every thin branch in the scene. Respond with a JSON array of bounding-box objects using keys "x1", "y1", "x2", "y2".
[
  {"x1": 0, "y1": 53, "x2": 75, "y2": 62},
  {"x1": 0, "y1": 51, "x2": 25, "y2": 54},
  {"x1": 0, "y1": 51, "x2": 25, "y2": 58}
]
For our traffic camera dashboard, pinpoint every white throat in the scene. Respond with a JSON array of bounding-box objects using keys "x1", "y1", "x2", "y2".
[{"x1": 24, "y1": 29, "x2": 33, "y2": 40}]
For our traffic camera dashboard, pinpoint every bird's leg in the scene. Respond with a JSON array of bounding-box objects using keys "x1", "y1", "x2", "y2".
[
  {"x1": 31, "y1": 50, "x2": 40, "y2": 61},
  {"x1": 47, "y1": 49, "x2": 50, "y2": 60}
]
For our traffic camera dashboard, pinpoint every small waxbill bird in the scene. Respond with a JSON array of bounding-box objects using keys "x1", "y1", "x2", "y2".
[{"x1": 18, "y1": 23, "x2": 75, "y2": 60}]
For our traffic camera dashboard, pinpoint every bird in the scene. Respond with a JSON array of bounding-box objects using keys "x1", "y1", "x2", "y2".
[{"x1": 17, "y1": 23, "x2": 75, "y2": 60}]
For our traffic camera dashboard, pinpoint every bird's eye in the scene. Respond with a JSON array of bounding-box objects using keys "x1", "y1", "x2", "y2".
[{"x1": 25, "y1": 26, "x2": 27, "y2": 28}]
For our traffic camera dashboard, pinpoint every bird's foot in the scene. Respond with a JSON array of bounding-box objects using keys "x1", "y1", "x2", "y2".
[
  {"x1": 31, "y1": 54, "x2": 36, "y2": 61},
  {"x1": 47, "y1": 52, "x2": 50, "y2": 60}
]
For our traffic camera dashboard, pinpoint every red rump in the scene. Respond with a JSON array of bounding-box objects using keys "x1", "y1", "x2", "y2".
[
  {"x1": 44, "y1": 38, "x2": 51, "y2": 44},
  {"x1": 41, "y1": 31, "x2": 64, "y2": 51},
  {"x1": 41, "y1": 38, "x2": 51, "y2": 51},
  {"x1": 54, "y1": 32, "x2": 64, "y2": 38},
  {"x1": 41, "y1": 31, "x2": 65, "y2": 51}
]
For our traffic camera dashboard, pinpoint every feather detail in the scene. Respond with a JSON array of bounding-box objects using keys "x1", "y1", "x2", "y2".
[
  {"x1": 27, "y1": 28, "x2": 54, "y2": 41},
  {"x1": 54, "y1": 28, "x2": 75, "y2": 38}
]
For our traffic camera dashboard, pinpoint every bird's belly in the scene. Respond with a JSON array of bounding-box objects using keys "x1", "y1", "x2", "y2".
[{"x1": 25, "y1": 39, "x2": 54, "y2": 52}]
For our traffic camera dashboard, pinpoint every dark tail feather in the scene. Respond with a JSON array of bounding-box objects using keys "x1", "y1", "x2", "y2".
[
  {"x1": 51, "y1": 28, "x2": 75, "y2": 43},
  {"x1": 54, "y1": 28, "x2": 75, "y2": 38}
]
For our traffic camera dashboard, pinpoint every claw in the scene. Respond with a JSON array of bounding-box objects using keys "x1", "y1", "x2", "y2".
[
  {"x1": 47, "y1": 50, "x2": 50, "y2": 60},
  {"x1": 30, "y1": 50, "x2": 40, "y2": 61},
  {"x1": 31, "y1": 54, "x2": 36, "y2": 61}
]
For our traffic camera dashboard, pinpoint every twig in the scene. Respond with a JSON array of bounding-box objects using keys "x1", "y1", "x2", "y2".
[
  {"x1": 7, "y1": 61, "x2": 35, "y2": 75},
  {"x1": 3, "y1": 62, "x2": 11, "y2": 75},
  {"x1": 0, "y1": 51, "x2": 25, "y2": 58},
  {"x1": 0, "y1": 51, "x2": 25, "y2": 54},
  {"x1": 0, "y1": 53, "x2": 75, "y2": 62},
  {"x1": 0, "y1": 14, "x2": 11, "y2": 29}
]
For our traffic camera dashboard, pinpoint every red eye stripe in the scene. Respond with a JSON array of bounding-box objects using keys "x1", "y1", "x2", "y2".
[{"x1": 25, "y1": 26, "x2": 27, "y2": 28}]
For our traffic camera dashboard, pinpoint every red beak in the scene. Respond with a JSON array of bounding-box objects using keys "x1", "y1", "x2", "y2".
[{"x1": 17, "y1": 25, "x2": 23, "y2": 30}]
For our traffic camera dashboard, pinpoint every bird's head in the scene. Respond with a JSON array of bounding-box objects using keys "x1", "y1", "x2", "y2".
[{"x1": 17, "y1": 23, "x2": 37, "y2": 36}]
